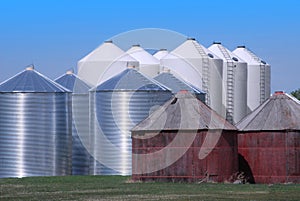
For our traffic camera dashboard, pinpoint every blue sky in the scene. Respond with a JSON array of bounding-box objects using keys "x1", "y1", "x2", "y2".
[{"x1": 0, "y1": 0, "x2": 299, "y2": 92}]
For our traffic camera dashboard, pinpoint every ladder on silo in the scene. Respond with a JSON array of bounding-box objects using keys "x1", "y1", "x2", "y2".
[
  {"x1": 259, "y1": 64, "x2": 266, "y2": 104},
  {"x1": 193, "y1": 41, "x2": 210, "y2": 106},
  {"x1": 218, "y1": 44, "x2": 234, "y2": 123},
  {"x1": 245, "y1": 48, "x2": 266, "y2": 104}
]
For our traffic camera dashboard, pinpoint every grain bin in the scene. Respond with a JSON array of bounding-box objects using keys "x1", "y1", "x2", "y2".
[
  {"x1": 55, "y1": 70, "x2": 92, "y2": 175},
  {"x1": 0, "y1": 66, "x2": 72, "y2": 178},
  {"x1": 161, "y1": 38, "x2": 224, "y2": 117},
  {"x1": 208, "y1": 42, "x2": 247, "y2": 124},
  {"x1": 132, "y1": 91, "x2": 238, "y2": 182},
  {"x1": 153, "y1": 48, "x2": 169, "y2": 60},
  {"x1": 77, "y1": 40, "x2": 139, "y2": 86},
  {"x1": 90, "y1": 67, "x2": 172, "y2": 175},
  {"x1": 154, "y1": 68, "x2": 205, "y2": 102},
  {"x1": 237, "y1": 91, "x2": 300, "y2": 184},
  {"x1": 126, "y1": 44, "x2": 160, "y2": 77},
  {"x1": 233, "y1": 46, "x2": 271, "y2": 113}
]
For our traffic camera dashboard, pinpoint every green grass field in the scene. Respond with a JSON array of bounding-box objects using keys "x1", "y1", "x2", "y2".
[{"x1": 1, "y1": 176, "x2": 299, "y2": 201}]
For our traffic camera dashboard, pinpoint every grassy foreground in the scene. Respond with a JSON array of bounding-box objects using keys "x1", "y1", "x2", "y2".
[{"x1": 0, "y1": 176, "x2": 300, "y2": 201}]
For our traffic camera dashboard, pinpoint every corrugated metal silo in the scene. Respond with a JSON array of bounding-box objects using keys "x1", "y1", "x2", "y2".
[
  {"x1": 77, "y1": 40, "x2": 139, "y2": 86},
  {"x1": 0, "y1": 66, "x2": 72, "y2": 178},
  {"x1": 233, "y1": 46, "x2": 271, "y2": 113},
  {"x1": 132, "y1": 91, "x2": 238, "y2": 182},
  {"x1": 208, "y1": 42, "x2": 247, "y2": 124},
  {"x1": 154, "y1": 68, "x2": 206, "y2": 102},
  {"x1": 237, "y1": 91, "x2": 300, "y2": 184},
  {"x1": 126, "y1": 45, "x2": 160, "y2": 77},
  {"x1": 90, "y1": 67, "x2": 172, "y2": 175},
  {"x1": 55, "y1": 70, "x2": 92, "y2": 175},
  {"x1": 161, "y1": 38, "x2": 224, "y2": 117}
]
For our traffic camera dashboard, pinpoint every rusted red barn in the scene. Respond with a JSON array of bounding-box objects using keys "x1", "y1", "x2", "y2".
[
  {"x1": 237, "y1": 91, "x2": 300, "y2": 184},
  {"x1": 131, "y1": 91, "x2": 238, "y2": 182}
]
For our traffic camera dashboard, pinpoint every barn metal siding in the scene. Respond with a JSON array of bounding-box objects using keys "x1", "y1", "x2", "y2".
[
  {"x1": 238, "y1": 131, "x2": 300, "y2": 183},
  {"x1": 132, "y1": 130, "x2": 238, "y2": 182}
]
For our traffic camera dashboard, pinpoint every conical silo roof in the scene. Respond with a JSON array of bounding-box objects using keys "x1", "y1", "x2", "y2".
[
  {"x1": 0, "y1": 66, "x2": 69, "y2": 93},
  {"x1": 153, "y1": 49, "x2": 169, "y2": 60},
  {"x1": 236, "y1": 91, "x2": 300, "y2": 131},
  {"x1": 126, "y1": 45, "x2": 160, "y2": 65},
  {"x1": 154, "y1": 70, "x2": 205, "y2": 95},
  {"x1": 91, "y1": 68, "x2": 169, "y2": 92},
  {"x1": 232, "y1": 46, "x2": 268, "y2": 65},
  {"x1": 77, "y1": 40, "x2": 139, "y2": 86},
  {"x1": 208, "y1": 42, "x2": 246, "y2": 63},
  {"x1": 55, "y1": 70, "x2": 91, "y2": 94},
  {"x1": 132, "y1": 91, "x2": 236, "y2": 131}
]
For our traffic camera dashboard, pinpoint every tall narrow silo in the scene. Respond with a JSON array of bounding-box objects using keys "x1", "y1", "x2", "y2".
[
  {"x1": 55, "y1": 70, "x2": 91, "y2": 175},
  {"x1": 208, "y1": 42, "x2": 247, "y2": 124},
  {"x1": 161, "y1": 38, "x2": 224, "y2": 117},
  {"x1": 77, "y1": 40, "x2": 139, "y2": 87},
  {"x1": 0, "y1": 66, "x2": 72, "y2": 178},
  {"x1": 154, "y1": 68, "x2": 206, "y2": 102},
  {"x1": 233, "y1": 46, "x2": 271, "y2": 113},
  {"x1": 90, "y1": 67, "x2": 172, "y2": 175},
  {"x1": 126, "y1": 45, "x2": 160, "y2": 77}
]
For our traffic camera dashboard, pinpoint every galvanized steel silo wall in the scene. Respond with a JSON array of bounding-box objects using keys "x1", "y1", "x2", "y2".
[
  {"x1": 90, "y1": 90, "x2": 172, "y2": 175},
  {"x1": 0, "y1": 92, "x2": 72, "y2": 178}
]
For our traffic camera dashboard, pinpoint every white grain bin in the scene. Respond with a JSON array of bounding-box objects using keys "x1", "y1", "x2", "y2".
[
  {"x1": 161, "y1": 38, "x2": 224, "y2": 117},
  {"x1": 126, "y1": 44, "x2": 160, "y2": 77},
  {"x1": 77, "y1": 40, "x2": 139, "y2": 86},
  {"x1": 233, "y1": 46, "x2": 271, "y2": 113},
  {"x1": 208, "y1": 42, "x2": 247, "y2": 123},
  {"x1": 153, "y1": 49, "x2": 169, "y2": 60},
  {"x1": 90, "y1": 67, "x2": 172, "y2": 175},
  {"x1": 154, "y1": 68, "x2": 206, "y2": 102},
  {"x1": 55, "y1": 70, "x2": 92, "y2": 175},
  {"x1": 0, "y1": 66, "x2": 72, "y2": 178}
]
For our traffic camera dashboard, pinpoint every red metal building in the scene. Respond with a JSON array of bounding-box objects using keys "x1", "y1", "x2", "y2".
[
  {"x1": 237, "y1": 91, "x2": 300, "y2": 184},
  {"x1": 131, "y1": 91, "x2": 238, "y2": 182}
]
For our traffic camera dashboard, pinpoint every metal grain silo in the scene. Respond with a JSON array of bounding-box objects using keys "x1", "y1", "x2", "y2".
[
  {"x1": 55, "y1": 70, "x2": 91, "y2": 175},
  {"x1": 237, "y1": 91, "x2": 300, "y2": 184},
  {"x1": 161, "y1": 38, "x2": 224, "y2": 117},
  {"x1": 208, "y1": 42, "x2": 247, "y2": 124},
  {"x1": 132, "y1": 91, "x2": 238, "y2": 182},
  {"x1": 126, "y1": 45, "x2": 160, "y2": 77},
  {"x1": 0, "y1": 66, "x2": 72, "y2": 178},
  {"x1": 233, "y1": 46, "x2": 271, "y2": 113},
  {"x1": 90, "y1": 67, "x2": 172, "y2": 175},
  {"x1": 154, "y1": 68, "x2": 206, "y2": 102}
]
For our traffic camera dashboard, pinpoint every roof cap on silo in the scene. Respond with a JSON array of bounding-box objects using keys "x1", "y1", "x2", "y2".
[
  {"x1": 213, "y1": 41, "x2": 222, "y2": 45},
  {"x1": 236, "y1": 92, "x2": 300, "y2": 131},
  {"x1": 187, "y1": 37, "x2": 196, "y2": 41},
  {"x1": 104, "y1": 40, "x2": 113, "y2": 43},
  {"x1": 237, "y1": 45, "x2": 246, "y2": 48},
  {"x1": 132, "y1": 44, "x2": 141, "y2": 47},
  {"x1": 159, "y1": 48, "x2": 168, "y2": 51},
  {"x1": 132, "y1": 91, "x2": 235, "y2": 131},
  {"x1": 91, "y1": 68, "x2": 170, "y2": 92},
  {"x1": 0, "y1": 66, "x2": 70, "y2": 93}
]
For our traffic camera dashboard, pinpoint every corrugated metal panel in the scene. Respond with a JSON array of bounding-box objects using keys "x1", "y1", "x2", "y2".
[
  {"x1": 0, "y1": 68, "x2": 72, "y2": 178},
  {"x1": 55, "y1": 71, "x2": 91, "y2": 175},
  {"x1": 90, "y1": 68, "x2": 172, "y2": 175},
  {"x1": 236, "y1": 92, "x2": 300, "y2": 131},
  {"x1": 154, "y1": 72, "x2": 206, "y2": 102},
  {"x1": 133, "y1": 91, "x2": 236, "y2": 132}
]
